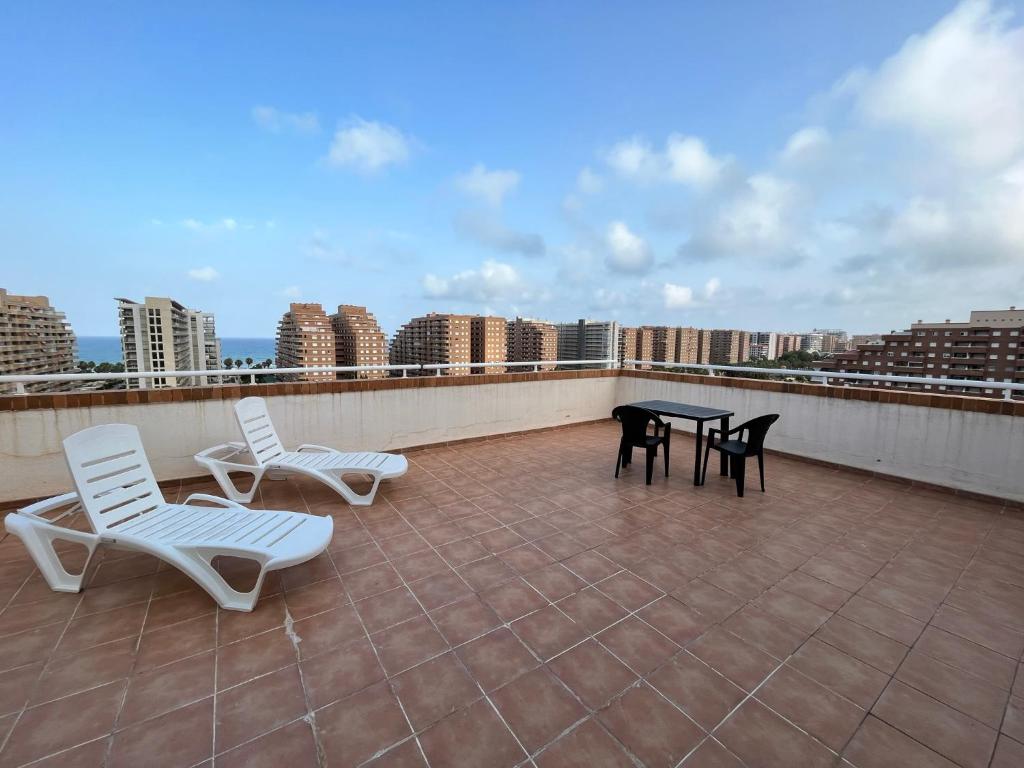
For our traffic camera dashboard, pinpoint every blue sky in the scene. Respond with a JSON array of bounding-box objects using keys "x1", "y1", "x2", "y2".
[{"x1": 2, "y1": 0, "x2": 1023, "y2": 336}]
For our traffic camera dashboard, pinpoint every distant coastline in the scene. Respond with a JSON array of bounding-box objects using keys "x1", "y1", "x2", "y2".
[{"x1": 76, "y1": 336, "x2": 276, "y2": 365}]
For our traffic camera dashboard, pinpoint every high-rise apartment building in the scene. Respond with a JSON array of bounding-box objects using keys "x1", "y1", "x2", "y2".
[
  {"x1": 507, "y1": 317, "x2": 557, "y2": 371},
  {"x1": 820, "y1": 307, "x2": 1024, "y2": 399},
  {"x1": 675, "y1": 326, "x2": 708, "y2": 364},
  {"x1": 471, "y1": 316, "x2": 507, "y2": 374},
  {"x1": 777, "y1": 334, "x2": 803, "y2": 356},
  {"x1": 706, "y1": 329, "x2": 751, "y2": 365},
  {"x1": 618, "y1": 327, "x2": 653, "y2": 369},
  {"x1": 390, "y1": 313, "x2": 472, "y2": 375},
  {"x1": 749, "y1": 332, "x2": 778, "y2": 361},
  {"x1": 329, "y1": 305, "x2": 389, "y2": 379},
  {"x1": 813, "y1": 329, "x2": 849, "y2": 354},
  {"x1": 1, "y1": 289, "x2": 78, "y2": 393},
  {"x1": 555, "y1": 319, "x2": 619, "y2": 368},
  {"x1": 117, "y1": 296, "x2": 221, "y2": 388},
  {"x1": 275, "y1": 303, "x2": 336, "y2": 382},
  {"x1": 649, "y1": 326, "x2": 678, "y2": 364}
]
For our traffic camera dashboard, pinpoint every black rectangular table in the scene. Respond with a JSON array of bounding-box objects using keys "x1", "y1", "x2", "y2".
[{"x1": 629, "y1": 400, "x2": 734, "y2": 486}]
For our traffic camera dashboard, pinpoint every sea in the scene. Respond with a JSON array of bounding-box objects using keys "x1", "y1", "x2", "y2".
[{"x1": 76, "y1": 336, "x2": 277, "y2": 365}]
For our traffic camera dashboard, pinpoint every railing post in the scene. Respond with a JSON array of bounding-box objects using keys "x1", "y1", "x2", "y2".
[
  {"x1": 14, "y1": 382, "x2": 25, "y2": 395},
  {"x1": 402, "y1": 369, "x2": 407, "y2": 378},
  {"x1": 435, "y1": 367, "x2": 441, "y2": 377},
  {"x1": 820, "y1": 375, "x2": 829, "y2": 386},
  {"x1": 534, "y1": 364, "x2": 539, "y2": 372},
  {"x1": 249, "y1": 373, "x2": 255, "y2": 385},
  {"x1": 1005, "y1": 387, "x2": 1013, "y2": 401}
]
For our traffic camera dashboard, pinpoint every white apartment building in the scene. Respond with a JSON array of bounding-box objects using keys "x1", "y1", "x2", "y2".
[
  {"x1": 556, "y1": 319, "x2": 620, "y2": 368},
  {"x1": 0, "y1": 289, "x2": 78, "y2": 393},
  {"x1": 117, "y1": 297, "x2": 222, "y2": 388},
  {"x1": 749, "y1": 331, "x2": 778, "y2": 361}
]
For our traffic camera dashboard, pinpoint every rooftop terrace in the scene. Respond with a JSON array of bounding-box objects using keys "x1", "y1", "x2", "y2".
[{"x1": 2, "y1": 420, "x2": 1023, "y2": 767}]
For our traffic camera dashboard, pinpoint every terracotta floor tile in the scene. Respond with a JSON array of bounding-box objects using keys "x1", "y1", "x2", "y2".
[
  {"x1": 216, "y1": 628, "x2": 296, "y2": 691},
  {"x1": 332, "y1": 542, "x2": 386, "y2": 574},
  {"x1": 0, "y1": 597, "x2": 77, "y2": 636},
  {"x1": 355, "y1": 586, "x2": 424, "y2": 634},
  {"x1": 134, "y1": 613, "x2": 216, "y2": 673},
  {"x1": 599, "y1": 684, "x2": 704, "y2": 767},
  {"x1": 283, "y1": 576, "x2": 347, "y2": 619},
  {"x1": 512, "y1": 605, "x2": 587, "y2": 660},
  {"x1": 407, "y1": 570, "x2": 473, "y2": 612},
  {"x1": 872, "y1": 679, "x2": 997, "y2": 768},
  {"x1": 317, "y1": 682, "x2": 412, "y2": 767},
  {"x1": 0, "y1": 662, "x2": 43, "y2": 717},
  {"x1": 481, "y1": 577, "x2": 548, "y2": 623},
  {"x1": 895, "y1": 649, "x2": 1009, "y2": 728},
  {"x1": 557, "y1": 587, "x2": 627, "y2": 635},
  {"x1": 525, "y1": 564, "x2": 587, "y2": 601},
  {"x1": 120, "y1": 650, "x2": 215, "y2": 726},
  {"x1": 548, "y1": 639, "x2": 637, "y2": 710},
  {"x1": 457, "y1": 556, "x2": 517, "y2": 592},
  {"x1": 392, "y1": 652, "x2": 481, "y2": 731},
  {"x1": 419, "y1": 698, "x2": 525, "y2": 767},
  {"x1": 1, "y1": 680, "x2": 126, "y2": 766},
  {"x1": 991, "y1": 734, "x2": 1024, "y2": 768},
  {"x1": 24, "y1": 736, "x2": 109, "y2": 768},
  {"x1": 57, "y1": 603, "x2": 148, "y2": 654},
  {"x1": 755, "y1": 664, "x2": 864, "y2": 752},
  {"x1": 715, "y1": 698, "x2": 835, "y2": 768},
  {"x1": 839, "y1": 595, "x2": 926, "y2": 646},
  {"x1": 648, "y1": 652, "x2": 745, "y2": 730},
  {"x1": 723, "y1": 604, "x2": 808, "y2": 659},
  {"x1": 30, "y1": 637, "x2": 136, "y2": 706},
  {"x1": 392, "y1": 551, "x2": 449, "y2": 583},
  {"x1": 371, "y1": 615, "x2": 448, "y2": 675},
  {"x1": 497, "y1": 543, "x2": 557, "y2": 575},
  {"x1": 638, "y1": 596, "x2": 711, "y2": 647},
  {"x1": 857, "y1": 578, "x2": 938, "y2": 622},
  {"x1": 436, "y1": 538, "x2": 490, "y2": 568},
  {"x1": 687, "y1": 628, "x2": 779, "y2": 692},
  {"x1": 672, "y1": 579, "x2": 746, "y2": 622},
  {"x1": 292, "y1": 604, "x2": 365, "y2": 659},
  {"x1": 108, "y1": 697, "x2": 213, "y2": 768},
  {"x1": 775, "y1": 570, "x2": 852, "y2": 611},
  {"x1": 562, "y1": 550, "x2": 621, "y2": 583},
  {"x1": 490, "y1": 666, "x2": 586, "y2": 753},
  {"x1": 814, "y1": 615, "x2": 908, "y2": 674},
  {"x1": 755, "y1": 586, "x2": 834, "y2": 633},
  {"x1": 457, "y1": 628, "x2": 538, "y2": 691},
  {"x1": 1003, "y1": 695, "x2": 1024, "y2": 743},
  {"x1": 843, "y1": 715, "x2": 958, "y2": 768},
  {"x1": 216, "y1": 719, "x2": 318, "y2": 768},
  {"x1": 215, "y1": 664, "x2": 306, "y2": 753},
  {"x1": 0, "y1": 623, "x2": 64, "y2": 674},
  {"x1": 217, "y1": 594, "x2": 287, "y2": 645},
  {"x1": 930, "y1": 603, "x2": 1024, "y2": 660},
  {"x1": 597, "y1": 616, "x2": 678, "y2": 676},
  {"x1": 914, "y1": 626, "x2": 1016, "y2": 690},
  {"x1": 787, "y1": 637, "x2": 890, "y2": 710},
  {"x1": 429, "y1": 595, "x2": 500, "y2": 646},
  {"x1": 300, "y1": 636, "x2": 385, "y2": 710},
  {"x1": 534, "y1": 718, "x2": 634, "y2": 768},
  {"x1": 342, "y1": 562, "x2": 404, "y2": 601},
  {"x1": 680, "y1": 737, "x2": 745, "y2": 767}
]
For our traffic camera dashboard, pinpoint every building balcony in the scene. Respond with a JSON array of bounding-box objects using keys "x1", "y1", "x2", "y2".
[{"x1": 0, "y1": 369, "x2": 1021, "y2": 767}]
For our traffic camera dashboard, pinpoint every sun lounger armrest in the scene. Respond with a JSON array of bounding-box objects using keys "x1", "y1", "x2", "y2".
[
  {"x1": 183, "y1": 493, "x2": 250, "y2": 510},
  {"x1": 296, "y1": 444, "x2": 336, "y2": 453},
  {"x1": 16, "y1": 491, "x2": 82, "y2": 519}
]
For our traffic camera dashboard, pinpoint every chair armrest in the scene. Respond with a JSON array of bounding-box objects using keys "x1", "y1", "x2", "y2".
[
  {"x1": 183, "y1": 493, "x2": 249, "y2": 510},
  {"x1": 297, "y1": 444, "x2": 336, "y2": 454},
  {"x1": 17, "y1": 492, "x2": 81, "y2": 518}
]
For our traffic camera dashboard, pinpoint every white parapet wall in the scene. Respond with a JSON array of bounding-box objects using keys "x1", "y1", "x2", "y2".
[
  {"x1": 0, "y1": 372, "x2": 1022, "y2": 504},
  {"x1": 617, "y1": 375, "x2": 1024, "y2": 503},
  {"x1": 0, "y1": 376, "x2": 621, "y2": 501}
]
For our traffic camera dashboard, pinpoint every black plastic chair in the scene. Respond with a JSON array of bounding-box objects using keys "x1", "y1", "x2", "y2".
[
  {"x1": 612, "y1": 405, "x2": 671, "y2": 485},
  {"x1": 700, "y1": 414, "x2": 779, "y2": 497}
]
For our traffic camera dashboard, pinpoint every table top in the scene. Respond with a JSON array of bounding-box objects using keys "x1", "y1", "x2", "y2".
[{"x1": 629, "y1": 400, "x2": 734, "y2": 421}]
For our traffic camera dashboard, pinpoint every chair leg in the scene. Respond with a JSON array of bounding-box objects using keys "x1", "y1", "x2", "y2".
[
  {"x1": 701, "y1": 441, "x2": 712, "y2": 485},
  {"x1": 614, "y1": 445, "x2": 622, "y2": 478},
  {"x1": 733, "y1": 457, "x2": 746, "y2": 497},
  {"x1": 645, "y1": 448, "x2": 655, "y2": 485},
  {"x1": 663, "y1": 437, "x2": 670, "y2": 477},
  {"x1": 758, "y1": 452, "x2": 765, "y2": 492}
]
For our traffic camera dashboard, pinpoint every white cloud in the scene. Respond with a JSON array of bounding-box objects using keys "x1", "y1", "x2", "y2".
[
  {"x1": 662, "y1": 283, "x2": 694, "y2": 309},
  {"x1": 781, "y1": 127, "x2": 830, "y2": 161},
  {"x1": 454, "y1": 211, "x2": 545, "y2": 256},
  {"x1": 455, "y1": 164, "x2": 520, "y2": 206},
  {"x1": 187, "y1": 266, "x2": 219, "y2": 281},
  {"x1": 576, "y1": 166, "x2": 604, "y2": 195},
  {"x1": 703, "y1": 277, "x2": 721, "y2": 299},
  {"x1": 422, "y1": 259, "x2": 529, "y2": 301},
  {"x1": 855, "y1": 0, "x2": 1024, "y2": 170},
  {"x1": 180, "y1": 217, "x2": 241, "y2": 232},
  {"x1": 606, "y1": 133, "x2": 726, "y2": 186},
  {"x1": 251, "y1": 105, "x2": 320, "y2": 134},
  {"x1": 326, "y1": 117, "x2": 411, "y2": 173},
  {"x1": 282, "y1": 286, "x2": 301, "y2": 298},
  {"x1": 605, "y1": 221, "x2": 653, "y2": 273}
]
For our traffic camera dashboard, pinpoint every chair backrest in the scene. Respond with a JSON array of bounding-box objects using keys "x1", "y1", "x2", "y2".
[
  {"x1": 234, "y1": 397, "x2": 286, "y2": 466},
  {"x1": 612, "y1": 405, "x2": 664, "y2": 444},
  {"x1": 63, "y1": 424, "x2": 166, "y2": 533},
  {"x1": 737, "y1": 414, "x2": 780, "y2": 454}
]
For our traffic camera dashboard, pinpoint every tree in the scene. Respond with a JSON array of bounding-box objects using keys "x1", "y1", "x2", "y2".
[
  {"x1": 223, "y1": 357, "x2": 234, "y2": 370},
  {"x1": 78, "y1": 360, "x2": 96, "y2": 372},
  {"x1": 235, "y1": 359, "x2": 244, "y2": 369},
  {"x1": 245, "y1": 357, "x2": 254, "y2": 368}
]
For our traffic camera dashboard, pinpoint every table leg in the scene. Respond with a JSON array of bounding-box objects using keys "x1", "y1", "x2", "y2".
[
  {"x1": 693, "y1": 420, "x2": 703, "y2": 486},
  {"x1": 719, "y1": 416, "x2": 730, "y2": 476}
]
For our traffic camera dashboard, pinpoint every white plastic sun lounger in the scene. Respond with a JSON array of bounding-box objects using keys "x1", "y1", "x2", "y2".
[
  {"x1": 194, "y1": 396, "x2": 408, "y2": 507},
  {"x1": 4, "y1": 423, "x2": 333, "y2": 612}
]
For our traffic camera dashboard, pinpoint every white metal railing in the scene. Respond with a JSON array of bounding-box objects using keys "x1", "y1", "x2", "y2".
[
  {"x1": 625, "y1": 360, "x2": 1024, "y2": 401},
  {"x1": 0, "y1": 359, "x2": 617, "y2": 393}
]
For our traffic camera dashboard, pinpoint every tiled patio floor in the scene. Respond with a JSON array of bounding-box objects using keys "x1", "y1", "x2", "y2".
[{"x1": 1, "y1": 420, "x2": 1023, "y2": 767}]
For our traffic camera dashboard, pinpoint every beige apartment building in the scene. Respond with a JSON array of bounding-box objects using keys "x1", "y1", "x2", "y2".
[
  {"x1": 507, "y1": 317, "x2": 557, "y2": 371},
  {"x1": 618, "y1": 327, "x2": 653, "y2": 369},
  {"x1": 275, "y1": 303, "x2": 336, "y2": 382},
  {"x1": 1, "y1": 289, "x2": 78, "y2": 393},
  {"x1": 705, "y1": 329, "x2": 751, "y2": 365},
  {"x1": 390, "y1": 313, "x2": 472, "y2": 375},
  {"x1": 329, "y1": 305, "x2": 389, "y2": 379},
  {"x1": 471, "y1": 316, "x2": 507, "y2": 374},
  {"x1": 777, "y1": 333, "x2": 803, "y2": 356},
  {"x1": 676, "y1": 326, "x2": 709, "y2": 364},
  {"x1": 117, "y1": 297, "x2": 221, "y2": 388},
  {"x1": 649, "y1": 326, "x2": 678, "y2": 364}
]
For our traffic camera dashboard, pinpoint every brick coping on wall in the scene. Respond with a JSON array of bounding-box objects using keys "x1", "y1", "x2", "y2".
[{"x1": 2, "y1": 367, "x2": 1021, "y2": 416}]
